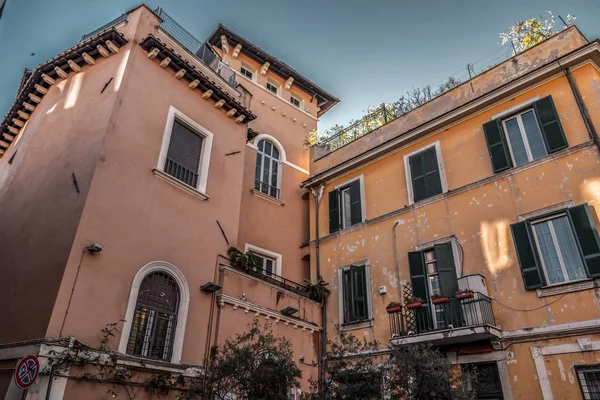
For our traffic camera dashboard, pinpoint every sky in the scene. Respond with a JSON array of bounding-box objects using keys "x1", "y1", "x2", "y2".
[{"x1": 1, "y1": 0, "x2": 599, "y2": 132}]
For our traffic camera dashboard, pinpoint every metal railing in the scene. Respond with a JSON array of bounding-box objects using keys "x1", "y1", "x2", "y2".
[
  {"x1": 389, "y1": 292, "x2": 496, "y2": 338},
  {"x1": 225, "y1": 263, "x2": 310, "y2": 298},
  {"x1": 254, "y1": 180, "x2": 280, "y2": 199},
  {"x1": 154, "y1": 8, "x2": 238, "y2": 87},
  {"x1": 318, "y1": 104, "x2": 395, "y2": 152},
  {"x1": 81, "y1": 14, "x2": 128, "y2": 41},
  {"x1": 164, "y1": 158, "x2": 199, "y2": 188}
]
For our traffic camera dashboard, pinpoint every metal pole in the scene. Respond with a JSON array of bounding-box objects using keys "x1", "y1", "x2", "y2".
[{"x1": 312, "y1": 186, "x2": 326, "y2": 399}]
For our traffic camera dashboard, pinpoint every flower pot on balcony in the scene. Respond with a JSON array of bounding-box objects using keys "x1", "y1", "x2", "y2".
[
  {"x1": 455, "y1": 290, "x2": 474, "y2": 300},
  {"x1": 386, "y1": 303, "x2": 403, "y2": 314},
  {"x1": 406, "y1": 299, "x2": 423, "y2": 310},
  {"x1": 431, "y1": 295, "x2": 450, "y2": 305}
]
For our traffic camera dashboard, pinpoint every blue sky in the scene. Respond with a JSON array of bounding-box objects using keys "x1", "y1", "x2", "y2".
[{"x1": 0, "y1": 0, "x2": 599, "y2": 131}]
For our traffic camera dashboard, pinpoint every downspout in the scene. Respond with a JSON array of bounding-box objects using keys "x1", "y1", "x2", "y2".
[
  {"x1": 558, "y1": 60, "x2": 600, "y2": 152},
  {"x1": 311, "y1": 185, "x2": 326, "y2": 397},
  {"x1": 392, "y1": 221, "x2": 402, "y2": 301}
]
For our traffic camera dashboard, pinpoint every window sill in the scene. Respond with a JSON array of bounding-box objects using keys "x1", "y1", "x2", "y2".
[
  {"x1": 251, "y1": 189, "x2": 285, "y2": 206},
  {"x1": 152, "y1": 168, "x2": 209, "y2": 201},
  {"x1": 339, "y1": 319, "x2": 373, "y2": 332},
  {"x1": 536, "y1": 278, "x2": 599, "y2": 298}
]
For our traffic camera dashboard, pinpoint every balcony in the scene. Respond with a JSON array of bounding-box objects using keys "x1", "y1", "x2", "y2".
[
  {"x1": 389, "y1": 292, "x2": 501, "y2": 347},
  {"x1": 222, "y1": 262, "x2": 311, "y2": 299}
]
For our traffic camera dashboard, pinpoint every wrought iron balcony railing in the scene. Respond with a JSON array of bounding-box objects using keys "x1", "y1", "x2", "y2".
[
  {"x1": 164, "y1": 158, "x2": 199, "y2": 188},
  {"x1": 254, "y1": 180, "x2": 280, "y2": 199},
  {"x1": 224, "y1": 262, "x2": 311, "y2": 299},
  {"x1": 389, "y1": 292, "x2": 496, "y2": 339}
]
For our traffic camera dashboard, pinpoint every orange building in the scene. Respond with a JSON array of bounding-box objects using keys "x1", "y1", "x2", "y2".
[
  {"x1": 0, "y1": 5, "x2": 337, "y2": 399},
  {"x1": 303, "y1": 26, "x2": 600, "y2": 399}
]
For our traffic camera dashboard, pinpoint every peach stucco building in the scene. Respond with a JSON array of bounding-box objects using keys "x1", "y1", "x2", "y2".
[
  {"x1": 0, "y1": 5, "x2": 337, "y2": 399},
  {"x1": 303, "y1": 26, "x2": 600, "y2": 400}
]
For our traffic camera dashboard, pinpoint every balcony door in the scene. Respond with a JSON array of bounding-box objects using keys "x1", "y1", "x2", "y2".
[{"x1": 464, "y1": 363, "x2": 504, "y2": 400}]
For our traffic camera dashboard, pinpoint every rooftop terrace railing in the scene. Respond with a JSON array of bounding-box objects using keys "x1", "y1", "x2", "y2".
[{"x1": 81, "y1": 14, "x2": 128, "y2": 41}]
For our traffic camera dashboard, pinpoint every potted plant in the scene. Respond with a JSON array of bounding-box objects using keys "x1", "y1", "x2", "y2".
[
  {"x1": 304, "y1": 276, "x2": 331, "y2": 305},
  {"x1": 406, "y1": 297, "x2": 424, "y2": 309},
  {"x1": 386, "y1": 302, "x2": 403, "y2": 314},
  {"x1": 455, "y1": 289, "x2": 475, "y2": 300},
  {"x1": 431, "y1": 293, "x2": 450, "y2": 305},
  {"x1": 227, "y1": 247, "x2": 260, "y2": 272}
]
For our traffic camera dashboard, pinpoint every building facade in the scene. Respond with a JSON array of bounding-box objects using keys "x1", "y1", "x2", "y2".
[
  {"x1": 0, "y1": 5, "x2": 337, "y2": 399},
  {"x1": 303, "y1": 27, "x2": 600, "y2": 400}
]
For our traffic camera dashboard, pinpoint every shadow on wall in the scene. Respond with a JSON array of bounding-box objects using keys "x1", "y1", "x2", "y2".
[{"x1": 480, "y1": 219, "x2": 511, "y2": 274}]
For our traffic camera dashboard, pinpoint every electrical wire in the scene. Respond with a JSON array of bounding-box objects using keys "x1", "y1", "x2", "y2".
[{"x1": 492, "y1": 293, "x2": 568, "y2": 312}]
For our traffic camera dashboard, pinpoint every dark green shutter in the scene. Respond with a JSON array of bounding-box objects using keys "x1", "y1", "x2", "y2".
[
  {"x1": 434, "y1": 243, "x2": 458, "y2": 297},
  {"x1": 409, "y1": 154, "x2": 426, "y2": 202},
  {"x1": 483, "y1": 119, "x2": 512, "y2": 173},
  {"x1": 533, "y1": 96, "x2": 568, "y2": 153},
  {"x1": 329, "y1": 190, "x2": 340, "y2": 233},
  {"x1": 349, "y1": 180, "x2": 362, "y2": 225},
  {"x1": 350, "y1": 265, "x2": 368, "y2": 321},
  {"x1": 510, "y1": 221, "x2": 545, "y2": 289},
  {"x1": 409, "y1": 148, "x2": 442, "y2": 203},
  {"x1": 408, "y1": 251, "x2": 427, "y2": 300},
  {"x1": 568, "y1": 204, "x2": 600, "y2": 278}
]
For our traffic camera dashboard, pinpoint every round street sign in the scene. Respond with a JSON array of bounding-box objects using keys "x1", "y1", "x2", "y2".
[{"x1": 14, "y1": 355, "x2": 40, "y2": 390}]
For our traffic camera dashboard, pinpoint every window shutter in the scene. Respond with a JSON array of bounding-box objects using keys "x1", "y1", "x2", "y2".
[
  {"x1": 328, "y1": 190, "x2": 340, "y2": 233},
  {"x1": 568, "y1": 204, "x2": 600, "y2": 278},
  {"x1": 349, "y1": 180, "x2": 363, "y2": 225},
  {"x1": 434, "y1": 243, "x2": 458, "y2": 297},
  {"x1": 510, "y1": 221, "x2": 545, "y2": 289},
  {"x1": 533, "y1": 96, "x2": 568, "y2": 153},
  {"x1": 423, "y1": 148, "x2": 442, "y2": 197},
  {"x1": 166, "y1": 121, "x2": 203, "y2": 172},
  {"x1": 350, "y1": 265, "x2": 368, "y2": 321},
  {"x1": 408, "y1": 251, "x2": 427, "y2": 300},
  {"x1": 483, "y1": 119, "x2": 512, "y2": 173}
]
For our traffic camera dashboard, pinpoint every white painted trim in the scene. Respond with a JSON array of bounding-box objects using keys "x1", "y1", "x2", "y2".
[
  {"x1": 249, "y1": 133, "x2": 287, "y2": 161},
  {"x1": 244, "y1": 243, "x2": 283, "y2": 276},
  {"x1": 152, "y1": 168, "x2": 209, "y2": 201},
  {"x1": 157, "y1": 106, "x2": 214, "y2": 194},
  {"x1": 118, "y1": 261, "x2": 191, "y2": 364},
  {"x1": 334, "y1": 174, "x2": 367, "y2": 226},
  {"x1": 403, "y1": 141, "x2": 448, "y2": 206},
  {"x1": 266, "y1": 78, "x2": 280, "y2": 96},
  {"x1": 537, "y1": 278, "x2": 600, "y2": 297},
  {"x1": 240, "y1": 62, "x2": 257, "y2": 82},
  {"x1": 502, "y1": 318, "x2": 600, "y2": 340},
  {"x1": 491, "y1": 95, "x2": 541, "y2": 120},
  {"x1": 217, "y1": 294, "x2": 321, "y2": 332},
  {"x1": 337, "y1": 260, "x2": 372, "y2": 328},
  {"x1": 282, "y1": 160, "x2": 309, "y2": 175},
  {"x1": 447, "y1": 352, "x2": 513, "y2": 400},
  {"x1": 518, "y1": 200, "x2": 575, "y2": 221}
]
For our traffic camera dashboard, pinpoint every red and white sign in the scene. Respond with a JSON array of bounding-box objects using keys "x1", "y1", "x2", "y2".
[{"x1": 14, "y1": 355, "x2": 40, "y2": 390}]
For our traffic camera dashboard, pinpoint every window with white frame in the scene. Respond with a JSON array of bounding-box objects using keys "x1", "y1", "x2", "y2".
[
  {"x1": 328, "y1": 176, "x2": 365, "y2": 233},
  {"x1": 290, "y1": 94, "x2": 302, "y2": 108},
  {"x1": 240, "y1": 64, "x2": 254, "y2": 80},
  {"x1": 502, "y1": 109, "x2": 547, "y2": 167},
  {"x1": 254, "y1": 139, "x2": 281, "y2": 199},
  {"x1": 340, "y1": 263, "x2": 370, "y2": 325},
  {"x1": 157, "y1": 107, "x2": 214, "y2": 194},
  {"x1": 404, "y1": 142, "x2": 446, "y2": 204},
  {"x1": 249, "y1": 251, "x2": 276, "y2": 276},
  {"x1": 266, "y1": 80, "x2": 279, "y2": 95},
  {"x1": 577, "y1": 365, "x2": 600, "y2": 399}
]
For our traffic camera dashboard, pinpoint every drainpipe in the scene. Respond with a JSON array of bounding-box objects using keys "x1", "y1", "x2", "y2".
[
  {"x1": 558, "y1": 60, "x2": 600, "y2": 152},
  {"x1": 392, "y1": 221, "x2": 402, "y2": 301},
  {"x1": 311, "y1": 185, "x2": 326, "y2": 398}
]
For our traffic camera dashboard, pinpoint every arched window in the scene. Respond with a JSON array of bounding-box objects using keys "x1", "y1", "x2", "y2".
[
  {"x1": 126, "y1": 271, "x2": 180, "y2": 361},
  {"x1": 254, "y1": 140, "x2": 280, "y2": 199}
]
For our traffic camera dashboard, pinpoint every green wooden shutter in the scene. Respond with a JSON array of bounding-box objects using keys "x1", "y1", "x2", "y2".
[
  {"x1": 350, "y1": 265, "x2": 368, "y2": 321},
  {"x1": 409, "y1": 154, "x2": 426, "y2": 202},
  {"x1": 568, "y1": 204, "x2": 600, "y2": 278},
  {"x1": 483, "y1": 119, "x2": 512, "y2": 173},
  {"x1": 328, "y1": 190, "x2": 340, "y2": 233},
  {"x1": 533, "y1": 96, "x2": 568, "y2": 153},
  {"x1": 510, "y1": 221, "x2": 545, "y2": 289},
  {"x1": 423, "y1": 147, "x2": 442, "y2": 198},
  {"x1": 349, "y1": 180, "x2": 363, "y2": 225},
  {"x1": 408, "y1": 251, "x2": 427, "y2": 300},
  {"x1": 434, "y1": 243, "x2": 458, "y2": 297}
]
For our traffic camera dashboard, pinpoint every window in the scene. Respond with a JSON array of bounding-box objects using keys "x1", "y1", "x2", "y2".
[
  {"x1": 244, "y1": 244, "x2": 282, "y2": 276},
  {"x1": 329, "y1": 177, "x2": 364, "y2": 233},
  {"x1": 157, "y1": 107, "x2": 214, "y2": 195},
  {"x1": 240, "y1": 65, "x2": 254, "y2": 80},
  {"x1": 250, "y1": 251, "x2": 276, "y2": 276},
  {"x1": 266, "y1": 80, "x2": 279, "y2": 95},
  {"x1": 408, "y1": 243, "x2": 462, "y2": 331},
  {"x1": 341, "y1": 264, "x2": 369, "y2": 324},
  {"x1": 577, "y1": 365, "x2": 600, "y2": 400},
  {"x1": 404, "y1": 142, "x2": 445, "y2": 204},
  {"x1": 483, "y1": 96, "x2": 567, "y2": 173},
  {"x1": 511, "y1": 203, "x2": 600, "y2": 290},
  {"x1": 290, "y1": 94, "x2": 301, "y2": 108},
  {"x1": 254, "y1": 139, "x2": 281, "y2": 198},
  {"x1": 127, "y1": 272, "x2": 180, "y2": 361}
]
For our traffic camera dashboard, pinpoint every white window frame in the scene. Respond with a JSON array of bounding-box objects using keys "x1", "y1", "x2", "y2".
[
  {"x1": 337, "y1": 260, "x2": 373, "y2": 330},
  {"x1": 290, "y1": 93, "x2": 303, "y2": 109},
  {"x1": 530, "y1": 213, "x2": 586, "y2": 286},
  {"x1": 403, "y1": 141, "x2": 448, "y2": 205},
  {"x1": 156, "y1": 106, "x2": 214, "y2": 194},
  {"x1": 254, "y1": 138, "x2": 283, "y2": 199},
  {"x1": 501, "y1": 108, "x2": 546, "y2": 166},
  {"x1": 265, "y1": 79, "x2": 280, "y2": 96},
  {"x1": 334, "y1": 174, "x2": 367, "y2": 229},
  {"x1": 118, "y1": 261, "x2": 191, "y2": 364},
  {"x1": 240, "y1": 63, "x2": 255, "y2": 81},
  {"x1": 244, "y1": 244, "x2": 283, "y2": 276}
]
